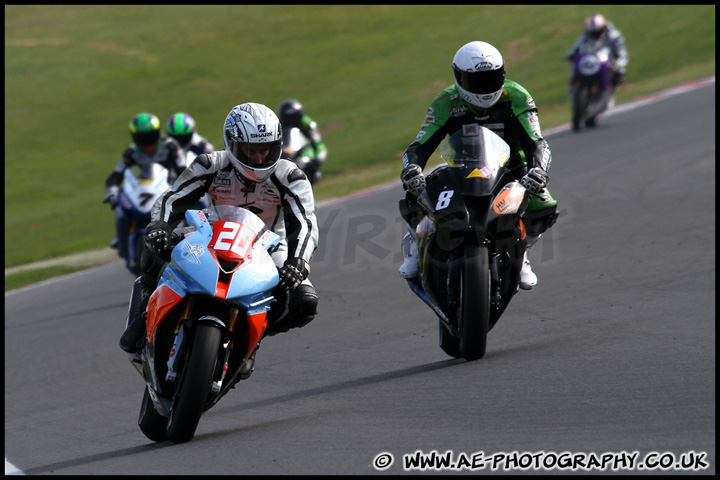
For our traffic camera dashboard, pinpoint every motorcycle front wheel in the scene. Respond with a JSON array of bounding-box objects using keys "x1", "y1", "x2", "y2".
[
  {"x1": 571, "y1": 86, "x2": 590, "y2": 132},
  {"x1": 166, "y1": 323, "x2": 222, "y2": 444},
  {"x1": 459, "y1": 244, "x2": 490, "y2": 360}
]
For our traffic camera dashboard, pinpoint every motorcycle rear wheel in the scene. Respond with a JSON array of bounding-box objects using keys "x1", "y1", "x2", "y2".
[
  {"x1": 459, "y1": 244, "x2": 490, "y2": 360},
  {"x1": 166, "y1": 323, "x2": 222, "y2": 444},
  {"x1": 138, "y1": 386, "x2": 168, "y2": 442}
]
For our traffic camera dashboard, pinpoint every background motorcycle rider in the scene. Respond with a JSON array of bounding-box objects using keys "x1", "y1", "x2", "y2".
[
  {"x1": 399, "y1": 40, "x2": 559, "y2": 290},
  {"x1": 565, "y1": 13, "x2": 629, "y2": 96},
  {"x1": 167, "y1": 111, "x2": 215, "y2": 209},
  {"x1": 166, "y1": 112, "x2": 215, "y2": 164},
  {"x1": 277, "y1": 98, "x2": 328, "y2": 184},
  {"x1": 104, "y1": 112, "x2": 187, "y2": 264},
  {"x1": 120, "y1": 103, "x2": 319, "y2": 379}
]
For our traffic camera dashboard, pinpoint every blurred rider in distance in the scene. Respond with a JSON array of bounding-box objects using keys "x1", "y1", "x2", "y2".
[
  {"x1": 104, "y1": 112, "x2": 186, "y2": 264},
  {"x1": 167, "y1": 112, "x2": 215, "y2": 208},
  {"x1": 166, "y1": 112, "x2": 215, "y2": 165},
  {"x1": 565, "y1": 13, "x2": 629, "y2": 93},
  {"x1": 277, "y1": 99, "x2": 327, "y2": 184}
]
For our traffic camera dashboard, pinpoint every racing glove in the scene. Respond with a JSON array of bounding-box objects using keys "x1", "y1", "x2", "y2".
[
  {"x1": 278, "y1": 257, "x2": 310, "y2": 292},
  {"x1": 103, "y1": 187, "x2": 119, "y2": 210},
  {"x1": 401, "y1": 164, "x2": 426, "y2": 196},
  {"x1": 520, "y1": 167, "x2": 549, "y2": 195},
  {"x1": 145, "y1": 220, "x2": 173, "y2": 261}
]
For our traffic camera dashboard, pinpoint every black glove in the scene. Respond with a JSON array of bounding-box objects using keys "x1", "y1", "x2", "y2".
[
  {"x1": 277, "y1": 257, "x2": 310, "y2": 291},
  {"x1": 401, "y1": 164, "x2": 426, "y2": 196},
  {"x1": 145, "y1": 220, "x2": 173, "y2": 261},
  {"x1": 520, "y1": 167, "x2": 549, "y2": 195}
]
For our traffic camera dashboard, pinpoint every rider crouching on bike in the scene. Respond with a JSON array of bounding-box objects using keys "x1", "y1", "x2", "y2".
[
  {"x1": 166, "y1": 112, "x2": 215, "y2": 164},
  {"x1": 277, "y1": 99, "x2": 327, "y2": 184},
  {"x1": 399, "y1": 41, "x2": 559, "y2": 290},
  {"x1": 120, "y1": 103, "x2": 319, "y2": 379}
]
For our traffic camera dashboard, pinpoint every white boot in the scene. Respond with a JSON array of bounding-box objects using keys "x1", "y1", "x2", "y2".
[
  {"x1": 519, "y1": 234, "x2": 540, "y2": 290},
  {"x1": 399, "y1": 234, "x2": 419, "y2": 279},
  {"x1": 519, "y1": 251, "x2": 537, "y2": 290}
]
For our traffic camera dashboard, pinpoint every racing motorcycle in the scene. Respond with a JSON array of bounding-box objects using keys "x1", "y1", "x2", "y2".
[
  {"x1": 116, "y1": 164, "x2": 170, "y2": 275},
  {"x1": 126, "y1": 205, "x2": 281, "y2": 444},
  {"x1": 399, "y1": 125, "x2": 531, "y2": 361},
  {"x1": 569, "y1": 39, "x2": 614, "y2": 131},
  {"x1": 280, "y1": 125, "x2": 322, "y2": 184}
]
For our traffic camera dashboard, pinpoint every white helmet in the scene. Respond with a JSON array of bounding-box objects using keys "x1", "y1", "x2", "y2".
[
  {"x1": 223, "y1": 103, "x2": 283, "y2": 183},
  {"x1": 452, "y1": 41, "x2": 506, "y2": 109}
]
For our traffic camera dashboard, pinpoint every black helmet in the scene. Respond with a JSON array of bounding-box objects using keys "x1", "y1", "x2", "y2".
[
  {"x1": 278, "y1": 99, "x2": 304, "y2": 127},
  {"x1": 129, "y1": 112, "x2": 161, "y2": 147}
]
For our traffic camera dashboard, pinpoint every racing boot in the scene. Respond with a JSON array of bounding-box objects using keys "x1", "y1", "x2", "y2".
[
  {"x1": 398, "y1": 233, "x2": 419, "y2": 279},
  {"x1": 119, "y1": 277, "x2": 151, "y2": 354},
  {"x1": 519, "y1": 235, "x2": 541, "y2": 290}
]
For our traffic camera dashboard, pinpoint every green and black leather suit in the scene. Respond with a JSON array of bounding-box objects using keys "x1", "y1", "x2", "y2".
[{"x1": 403, "y1": 80, "x2": 558, "y2": 237}]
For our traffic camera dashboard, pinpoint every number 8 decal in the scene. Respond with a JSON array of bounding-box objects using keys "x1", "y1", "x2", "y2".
[{"x1": 436, "y1": 190, "x2": 454, "y2": 210}]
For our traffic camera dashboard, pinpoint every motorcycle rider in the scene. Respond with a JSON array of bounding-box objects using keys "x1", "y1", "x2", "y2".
[
  {"x1": 167, "y1": 112, "x2": 215, "y2": 208},
  {"x1": 104, "y1": 112, "x2": 187, "y2": 267},
  {"x1": 166, "y1": 112, "x2": 215, "y2": 164},
  {"x1": 119, "y1": 103, "x2": 319, "y2": 379},
  {"x1": 277, "y1": 99, "x2": 327, "y2": 184},
  {"x1": 565, "y1": 14, "x2": 628, "y2": 93},
  {"x1": 399, "y1": 41, "x2": 558, "y2": 290}
]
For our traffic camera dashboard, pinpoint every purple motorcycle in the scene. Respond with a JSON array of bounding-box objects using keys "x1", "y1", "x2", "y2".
[{"x1": 569, "y1": 39, "x2": 614, "y2": 131}]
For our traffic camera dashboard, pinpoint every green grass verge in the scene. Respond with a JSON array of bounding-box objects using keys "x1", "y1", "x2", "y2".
[{"x1": 5, "y1": 266, "x2": 89, "y2": 292}]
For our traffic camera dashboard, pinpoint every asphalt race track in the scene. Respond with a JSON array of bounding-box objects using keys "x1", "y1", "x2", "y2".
[{"x1": 5, "y1": 79, "x2": 715, "y2": 475}]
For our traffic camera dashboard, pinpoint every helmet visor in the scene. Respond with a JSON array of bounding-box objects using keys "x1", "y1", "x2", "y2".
[
  {"x1": 132, "y1": 130, "x2": 160, "y2": 147},
  {"x1": 453, "y1": 67, "x2": 505, "y2": 95},
  {"x1": 171, "y1": 133, "x2": 193, "y2": 148},
  {"x1": 230, "y1": 141, "x2": 281, "y2": 169}
]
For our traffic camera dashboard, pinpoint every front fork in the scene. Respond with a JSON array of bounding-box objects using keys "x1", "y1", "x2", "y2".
[{"x1": 164, "y1": 298, "x2": 272, "y2": 394}]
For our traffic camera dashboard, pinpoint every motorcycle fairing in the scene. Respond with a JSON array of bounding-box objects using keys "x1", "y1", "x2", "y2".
[
  {"x1": 146, "y1": 208, "x2": 282, "y2": 344},
  {"x1": 570, "y1": 40, "x2": 612, "y2": 91},
  {"x1": 491, "y1": 182, "x2": 527, "y2": 216},
  {"x1": 146, "y1": 284, "x2": 184, "y2": 344},
  {"x1": 245, "y1": 311, "x2": 267, "y2": 362}
]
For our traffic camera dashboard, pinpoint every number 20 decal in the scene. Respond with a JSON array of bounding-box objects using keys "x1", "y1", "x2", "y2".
[
  {"x1": 436, "y1": 190, "x2": 455, "y2": 210},
  {"x1": 212, "y1": 221, "x2": 255, "y2": 259}
]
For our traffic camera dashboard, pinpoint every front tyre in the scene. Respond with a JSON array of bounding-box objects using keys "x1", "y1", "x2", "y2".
[
  {"x1": 166, "y1": 323, "x2": 222, "y2": 444},
  {"x1": 459, "y1": 244, "x2": 490, "y2": 360},
  {"x1": 571, "y1": 86, "x2": 589, "y2": 132}
]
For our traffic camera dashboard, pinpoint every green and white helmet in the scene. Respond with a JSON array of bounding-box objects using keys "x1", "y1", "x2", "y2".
[{"x1": 223, "y1": 103, "x2": 282, "y2": 183}]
